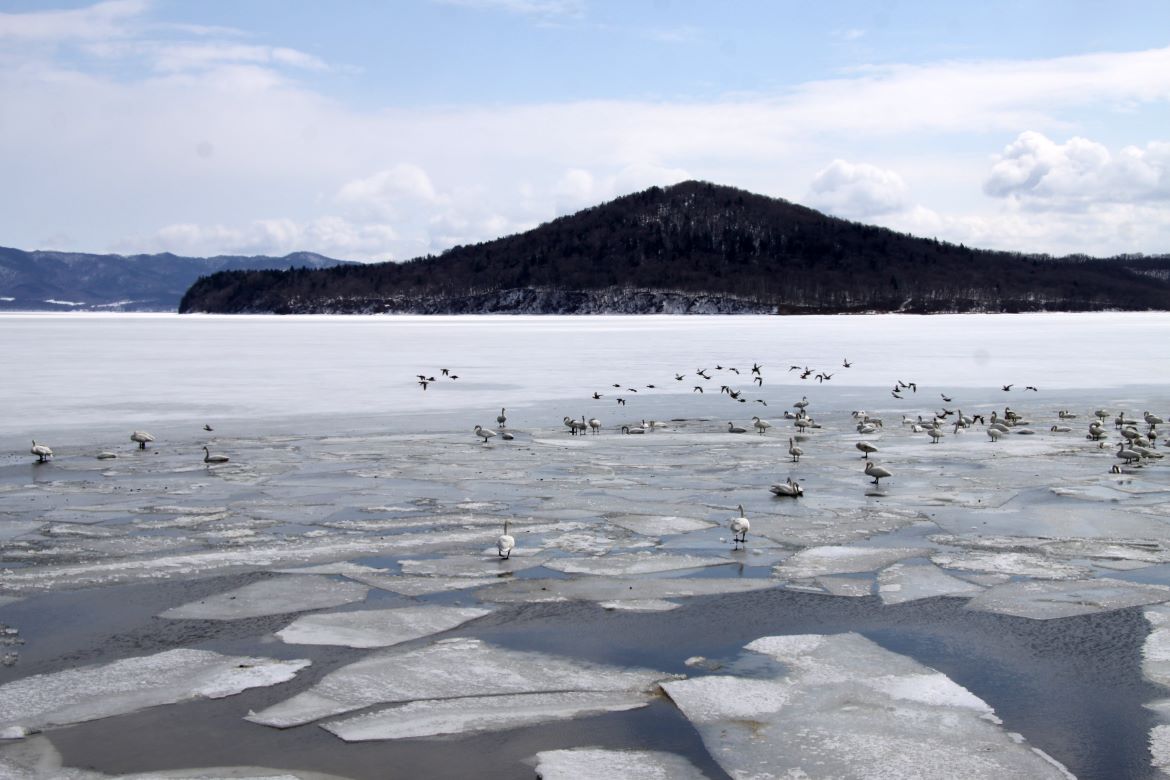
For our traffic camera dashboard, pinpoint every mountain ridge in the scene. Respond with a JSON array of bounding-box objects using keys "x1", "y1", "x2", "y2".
[
  {"x1": 0, "y1": 247, "x2": 355, "y2": 312},
  {"x1": 179, "y1": 181, "x2": 1170, "y2": 314}
]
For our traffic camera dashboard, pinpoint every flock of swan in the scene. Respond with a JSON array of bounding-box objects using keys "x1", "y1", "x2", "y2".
[
  {"x1": 467, "y1": 388, "x2": 1167, "y2": 554},
  {"x1": 29, "y1": 430, "x2": 230, "y2": 465}
]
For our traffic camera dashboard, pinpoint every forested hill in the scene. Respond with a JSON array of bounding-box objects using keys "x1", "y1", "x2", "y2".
[
  {"x1": 0, "y1": 247, "x2": 353, "y2": 312},
  {"x1": 179, "y1": 181, "x2": 1170, "y2": 315}
]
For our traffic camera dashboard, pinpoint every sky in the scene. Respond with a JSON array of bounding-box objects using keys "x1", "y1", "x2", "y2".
[{"x1": 1, "y1": 0, "x2": 1169, "y2": 262}]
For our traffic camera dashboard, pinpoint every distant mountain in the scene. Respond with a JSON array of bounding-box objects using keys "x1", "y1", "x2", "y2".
[
  {"x1": 179, "y1": 181, "x2": 1170, "y2": 315},
  {"x1": 0, "y1": 247, "x2": 355, "y2": 312}
]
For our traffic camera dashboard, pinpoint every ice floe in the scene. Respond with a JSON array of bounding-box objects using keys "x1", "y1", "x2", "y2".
[
  {"x1": 478, "y1": 576, "x2": 777, "y2": 604},
  {"x1": 878, "y1": 562, "x2": 986, "y2": 605},
  {"x1": 0, "y1": 649, "x2": 309, "y2": 735},
  {"x1": 247, "y1": 637, "x2": 674, "y2": 728},
  {"x1": 599, "y1": 599, "x2": 682, "y2": 612},
  {"x1": 604, "y1": 514, "x2": 716, "y2": 537},
  {"x1": 966, "y1": 578, "x2": 1170, "y2": 619},
  {"x1": 531, "y1": 747, "x2": 708, "y2": 780},
  {"x1": 774, "y1": 545, "x2": 930, "y2": 580},
  {"x1": 397, "y1": 553, "x2": 546, "y2": 578},
  {"x1": 931, "y1": 551, "x2": 1091, "y2": 580},
  {"x1": 662, "y1": 632, "x2": 1070, "y2": 779},
  {"x1": 276, "y1": 606, "x2": 490, "y2": 648},
  {"x1": 543, "y1": 552, "x2": 732, "y2": 576},
  {"x1": 160, "y1": 575, "x2": 369, "y2": 620},
  {"x1": 322, "y1": 691, "x2": 650, "y2": 741}
]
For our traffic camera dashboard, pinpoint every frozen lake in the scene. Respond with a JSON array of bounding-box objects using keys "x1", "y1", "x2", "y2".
[{"x1": 3, "y1": 312, "x2": 1170, "y2": 779}]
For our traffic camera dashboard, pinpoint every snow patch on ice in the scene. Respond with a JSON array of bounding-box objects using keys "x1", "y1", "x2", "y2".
[
  {"x1": 878, "y1": 562, "x2": 985, "y2": 605},
  {"x1": 663, "y1": 632, "x2": 1067, "y2": 779},
  {"x1": 775, "y1": 546, "x2": 930, "y2": 580},
  {"x1": 322, "y1": 691, "x2": 649, "y2": 741},
  {"x1": 967, "y1": 579, "x2": 1170, "y2": 619},
  {"x1": 276, "y1": 606, "x2": 490, "y2": 648},
  {"x1": 247, "y1": 637, "x2": 675, "y2": 728},
  {"x1": 531, "y1": 747, "x2": 709, "y2": 780},
  {"x1": 0, "y1": 649, "x2": 309, "y2": 735},
  {"x1": 160, "y1": 576, "x2": 369, "y2": 620}
]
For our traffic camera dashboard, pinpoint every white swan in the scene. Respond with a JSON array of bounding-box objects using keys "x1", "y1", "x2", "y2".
[
  {"x1": 730, "y1": 504, "x2": 750, "y2": 549},
  {"x1": 1050, "y1": 425, "x2": 1072, "y2": 433},
  {"x1": 497, "y1": 408, "x2": 507, "y2": 428},
  {"x1": 865, "y1": 461, "x2": 892, "y2": 486},
  {"x1": 621, "y1": 425, "x2": 645, "y2": 434},
  {"x1": 751, "y1": 416, "x2": 772, "y2": 435},
  {"x1": 927, "y1": 426, "x2": 944, "y2": 443},
  {"x1": 563, "y1": 416, "x2": 587, "y2": 435},
  {"x1": 474, "y1": 424, "x2": 496, "y2": 444},
  {"x1": 130, "y1": 430, "x2": 155, "y2": 449},
  {"x1": 788, "y1": 437, "x2": 803, "y2": 463},
  {"x1": 770, "y1": 477, "x2": 803, "y2": 497},
  {"x1": 202, "y1": 446, "x2": 229, "y2": 464},
  {"x1": 988, "y1": 427, "x2": 1003, "y2": 441},
  {"x1": 497, "y1": 520, "x2": 515, "y2": 559},
  {"x1": 588, "y1": 417, "x2": 601, "y2": 434},
  {"x1": 855, "y1": 441, "x2": 878, "y2": 459},
  {"x1": 31, "y1": 440, "x2": 53, "y2": 462},
  {"x1": 728, "y1": 422, "x2": 747, "y2": 434}
]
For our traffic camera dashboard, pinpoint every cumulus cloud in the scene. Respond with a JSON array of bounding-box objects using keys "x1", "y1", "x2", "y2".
[
  {"x1": 984, "y1": 131, "x2": 1170, "y2": 209},
  {"x1": 336, "y1": 164, "x2": 442, "y2": 222},
  {"x1": 807, "y1": 160, "x2": 909, "y2": 217},
  {"x1": 5, "y1": 2, "x2": 1170, "y2": 259},
  {"x1": 144, "y1": 217, "x2": 403, "y2": 261}
]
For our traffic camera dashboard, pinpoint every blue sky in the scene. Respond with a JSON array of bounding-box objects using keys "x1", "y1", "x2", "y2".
[{"x1": 2, "y1": 0, "x2": 1168, "y2": 260}]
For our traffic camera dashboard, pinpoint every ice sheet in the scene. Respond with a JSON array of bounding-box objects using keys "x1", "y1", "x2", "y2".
[
  {"x1": 531, "y1": 747, "x2": 709, "y2": 780},
  {"x1": 662, "y1": 633, "x2": 1070, "y2": 779},
  {"x1": 966, "y1": 579, "x2": 1170, "y2": 619},
  {"x1": 774, "y1": 546, "x2": 930, "y2": 580},
  {"x1": 878, "y1": 562, "x2": 985, "y2": 605},
  {"x1": 478, "y1": 576, "x2": 778, "y2": 604},
  {"x1": 276, "y1": 606, "x2": 490, "y2": 648},
  {"x1": 160, "y1": 576, "x2": 369, "y2": 620},
  {"x1": 543, "y1": 552, "x2": 733, "y2": 576},
  {"x1": 0, "y1": 649, "x2": 309, "y2": 735},
  {"x1": 322, "y1": 691, "x2": 649, "y2": 741},
  {"x1": 246, "y1": 637, "x2": 674, "y2": 728}
]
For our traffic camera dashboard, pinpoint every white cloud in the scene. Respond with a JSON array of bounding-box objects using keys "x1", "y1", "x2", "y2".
[
  {"x1": 145, "y1": 217, "x2": 403, "y2": 261},
  {"x1": 431, "y1": 0, "x2": 585, "y2": 19},
  {"x1": 336, "y1": 164, "x2": 441, "y2": 222},
  {"x1": 5, "y1": 3, "x2": 1170, "y2": 260},
  {"x1": 0, "y1": 0, "x2": 147, "y2": 41},
  {"x1": 807, "y1": 159, "x2": 909, "y2": 217},
  {"x1": 984, "y1": 131, "x2": 1170, "y2": 209}
]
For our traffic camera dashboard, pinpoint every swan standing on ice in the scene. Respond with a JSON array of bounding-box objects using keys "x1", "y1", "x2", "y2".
[
  {"x1": 856, "y1": 441, "x2": 878, "y2": 459},
  {"x1": 130, "y1": 431, "x2": 155, "y2": 449},
  {"x1": 497, "y1": 520, "x2": 515, "y2": 559},
  {"x1": 31, "y1": 440, "x2": 53, "y2": 462},
  {"x1": 474, "y1": 424, "x2": 497, "y2": 444},
  {"x1": 752, "y1": 416, "x2": 772, "y2": 435},
  {"x1": 1117, "y1": 441, "x2": 1142, "y2": 466},
  {"x1": 497, "y1": 408, "x2": 507, "y2": 428},
  {"x1": 770, "y1": 477, "x2": 803, "y2": 497},
  {"x1": 588, "y1": 417, "x2": 601, "y2": 434},
  {"x1": 788, "y1": 437, "x2": 803, "y2": 463},
  {"x1": 202, "y1": 446, "x2": 229, "y2": 464},
  {"x1": 865, "y1": 461, "x2": 893, "y2": 486},
  {"x1": 730, "y1": 505, "x2": 750, "y2": 549}
]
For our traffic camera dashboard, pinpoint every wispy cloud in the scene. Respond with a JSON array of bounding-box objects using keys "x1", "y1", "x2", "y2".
[
  {"x1": 431, "y1": 0, "x2": 586, "y2": 19},
  {"x1": 0, "y1": 0, "x2": 148, "y2": 40}
]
